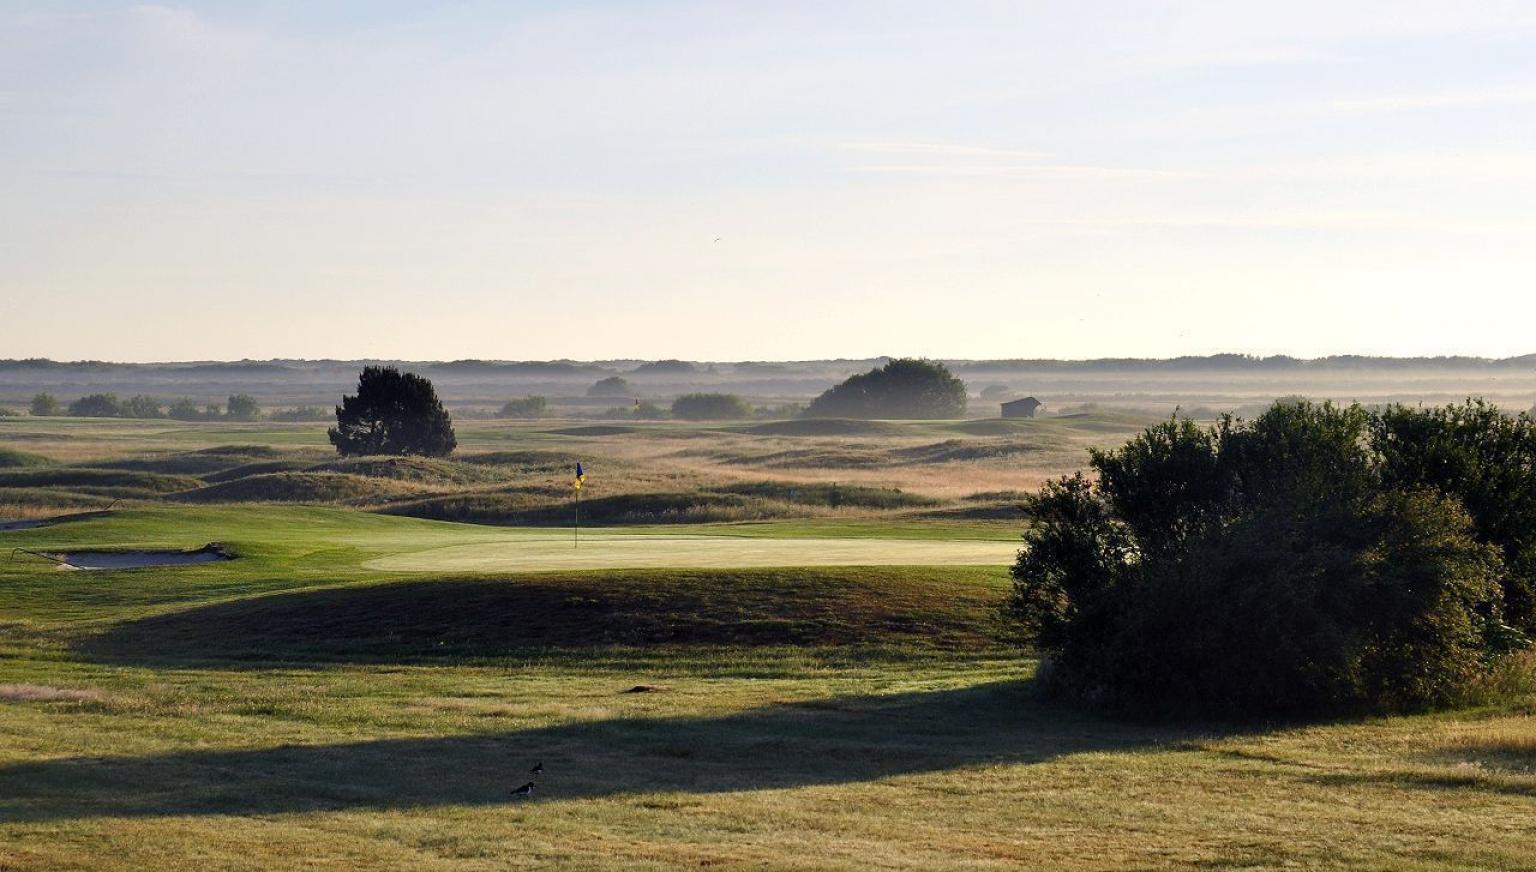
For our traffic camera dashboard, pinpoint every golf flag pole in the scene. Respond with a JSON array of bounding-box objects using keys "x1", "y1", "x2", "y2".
[{"x1": 572, "y1": 462, "x2": 586, "y2": 548}]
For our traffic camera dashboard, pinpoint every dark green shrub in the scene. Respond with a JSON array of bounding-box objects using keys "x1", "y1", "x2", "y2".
[
  {"x1": 671, "y1": 393, "x2": 752, "y2": 420},
  {"x1": 67, "y1": 393, "x2": 122, "y2": 417},
  {"x1": 29, "y1": 393, "x2": 60, "y2": 416},
  {"x1": 123, "y1": 395, "x2": 164, "y2": 419},
  {"x1": 269, "y1": 406, "x2": 332, "y2": 422},
  {"x1": 1007, "y1": 400, "x2": 1528, "y2": 718},
  {"x1": 497, "y1": 396, "x2": 547, "y2": 418},
  {"x1": 167, "y1": 398, "x2": 204, "y2": 421}
]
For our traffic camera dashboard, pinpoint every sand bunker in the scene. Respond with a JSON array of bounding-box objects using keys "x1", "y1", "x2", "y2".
[{"x1": 46, "y1": 545, "x2": 232, "y2": 570}]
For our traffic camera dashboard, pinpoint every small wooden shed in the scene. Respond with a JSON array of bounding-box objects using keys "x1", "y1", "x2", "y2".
[{"x1": 1001, "y1": 397, "x2": 1043, "y2": 418}]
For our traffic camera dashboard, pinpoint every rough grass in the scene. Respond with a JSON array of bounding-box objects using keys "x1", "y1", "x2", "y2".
[
  {"x1": 744, "y1": 418, "x2": 905, "y2": 437},
  {"x1": 0, "y1": 683, "x2": 105, "y2": 703},
  {"x1": 0, "y1": 447, "x2": 52, "y2": 468},
  {"x1": 172, "y1": 471, "x2": 424, "y2": 504},
  {"x1": 308, "y1": 455, "x2": 502, "y2": 485},
  {"x1": 0, "y1": 467, "x2": 203, "y2": 496}
]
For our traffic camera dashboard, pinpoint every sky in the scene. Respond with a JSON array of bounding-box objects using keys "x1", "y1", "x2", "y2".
[{"x1": 3, "y1": 1, "x2": 1535, "y2": 362}]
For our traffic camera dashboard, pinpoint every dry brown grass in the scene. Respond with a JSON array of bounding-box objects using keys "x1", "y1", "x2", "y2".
[{"x1": 0, "y1": 683, "x2": 104, "y2": 703}]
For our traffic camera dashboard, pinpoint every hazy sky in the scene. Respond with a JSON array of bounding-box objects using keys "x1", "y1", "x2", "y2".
[{"x1": 3, "y1": 2, "x2": 1535, "y2": 362}]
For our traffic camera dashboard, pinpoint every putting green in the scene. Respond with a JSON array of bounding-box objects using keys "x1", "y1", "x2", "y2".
[{"x1": 362, "y1": 531, "x2": 1020, "y2": 573}]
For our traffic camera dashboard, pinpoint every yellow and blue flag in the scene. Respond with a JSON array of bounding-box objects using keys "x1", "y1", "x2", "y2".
[{"x1": 573, "y1": 462, "x2": 586, "y2": 491}]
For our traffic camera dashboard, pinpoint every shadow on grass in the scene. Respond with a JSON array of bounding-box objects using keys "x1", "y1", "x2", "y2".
[
  {"x1": 77, "y1": 572, "x2": 1004, "y2": 665},
  {"x1": 0, "y1": 680, "x2": 1227, "y2": 822}
]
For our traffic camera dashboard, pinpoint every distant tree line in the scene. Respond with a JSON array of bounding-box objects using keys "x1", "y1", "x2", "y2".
[
  {"x1": 28, "y1": 392, "x2": 261, "y2": 421},
  {"x1": 1007, "y1": 399, "x2": 1536, "y2": 718}
]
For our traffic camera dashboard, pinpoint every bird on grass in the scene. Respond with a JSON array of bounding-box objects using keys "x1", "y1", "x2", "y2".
[
  {"x1": 511, "y1": 781, "x2": 536, "y2": 798},
  {"x1": 529, "y1": 761, "x2": 543, "y2": 776}
]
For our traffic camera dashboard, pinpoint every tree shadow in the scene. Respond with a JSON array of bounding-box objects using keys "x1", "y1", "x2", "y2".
[
  {"x1": 77, "y1": 573, "x2": 1001, "y2": 667},
  {"x1": 0, "y1": 680, "x2": 1234, "y2": 822}
]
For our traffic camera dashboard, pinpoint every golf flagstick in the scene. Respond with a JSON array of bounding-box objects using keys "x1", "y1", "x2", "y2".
[{"x1": 573, "y1": 462, "x2": 585, "y2": 549}]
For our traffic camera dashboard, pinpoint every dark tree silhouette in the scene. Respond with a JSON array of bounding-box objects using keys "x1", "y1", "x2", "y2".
[
  {"x1": 806, "y1": 358, "x2": 968, "y2": 419},
  {"x1": 587, "y1": 376, "x2": 632, "y2": 397},
  {"x1": 329, "y1": 367, "x2": 456, "y2": 457}
]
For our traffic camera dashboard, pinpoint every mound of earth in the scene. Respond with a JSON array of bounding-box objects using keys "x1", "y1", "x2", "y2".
[
  {"x1": 744, "y1": 419, "x2": 904, "y2": 437},
  {"x1": 944, "y1": 419, "x2": 1039, "y2": 436},
  {"x1": 716, "y1": 446, "x2": 890, "y2": 469},
  {"x1": 172, "y1": 472, "x2": 421, "y2": 505},
  {"x1": 93, "y1": 450, "x2": 294, "y2": 477},
  {"x1": 308, "y1": 456, "x2": 497, "y2": 485},
  {"x1": 458, "y1": 450, "x2": 571, "y2": 467},
  {"x1": 0, "y1": 468, "x2": 203, "y2": 497},
  {"x1": 0, "y1": 487, "x2": 118, "y2": 511},
  {"x1": 0, "y1": 447, "x2": 52, "y2": 468},
  {"x1": 202, "y1": 459, "x2": 315, "y2": 483},
  {"x1": 893, "y1": 440, "x2": 1039, "y2": 464},
  {"x1": 80, "y1": 567, "x2": 1007, "y2": 663},
  {"x1": 718, "y1": 481, "x2": 939, "y2": 509}
]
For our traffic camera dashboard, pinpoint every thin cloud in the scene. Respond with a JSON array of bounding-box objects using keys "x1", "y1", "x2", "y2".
[
  {"x1": 839, "y1": 142, "x2": 1052, "y2": 160},
  {"x1": 850, "y1": 163, "x2": 1195, "y2": 181},
  {"x1": 1327, "y1": 83, "x2": 1536, "y2": 113}
]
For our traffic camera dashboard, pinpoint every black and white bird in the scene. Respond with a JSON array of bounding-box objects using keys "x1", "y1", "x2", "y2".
[
  {"x1": 529, "y1": 761, "x2": 544, "y2": 776},
  {"x1": 511, "y1": 781, "x2": 536, "y2": 798}
]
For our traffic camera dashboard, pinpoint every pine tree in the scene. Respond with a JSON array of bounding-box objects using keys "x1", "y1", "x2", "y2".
[{"x1": 328, "y1": 366, "x2": 457, "y2": 457}]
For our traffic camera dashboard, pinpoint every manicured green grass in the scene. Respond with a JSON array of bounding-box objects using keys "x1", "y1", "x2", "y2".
[{"x1": 1, "y1": 487, "x2": 1534, "y2": 869}]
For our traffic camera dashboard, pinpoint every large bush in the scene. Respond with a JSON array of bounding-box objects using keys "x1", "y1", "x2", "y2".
[
  {"x1": 587, "y1": 376, "x2": 632, "y2": 397},
  {"x1": 226, "y1": 393, "x2": 261, "y2": 421},
  {"x1": 497, "y1": 396, "x2": 547, "y2": 418},
  {"x1": 67, "y1": 393, "x2": 122, "y2": 417},
  {"x1": 1007, "y1": 400, "x2": 1532, "y2": 718},
  {"x1": 29, "y1": 393, "x2": 60, "y2": 416},
  {"x1": 329, "y1": 367, "x2": 457, "y2": 457},
  {"x1": 671, "y1": 393, "x2": 752, "y2": 420},
  {"x1": 806, "y1": 358, "x2": 967, "y2": 419}
]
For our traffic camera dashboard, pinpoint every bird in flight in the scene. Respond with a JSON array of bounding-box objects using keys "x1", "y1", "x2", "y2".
[{"x1": 511, "y1": 781, "x2": 536, "y2": 798}]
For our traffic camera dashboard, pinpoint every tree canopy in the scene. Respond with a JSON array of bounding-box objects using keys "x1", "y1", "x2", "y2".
[
  {"x1": 328, "y1": 366, "x2": 457, "y2": 457},
  {"x1": 1007, "y1": 399, "x2": 1536, "y2": 718},
  {"x1": 806, "y1": 358, "x2": 967, "y2": 419}
]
